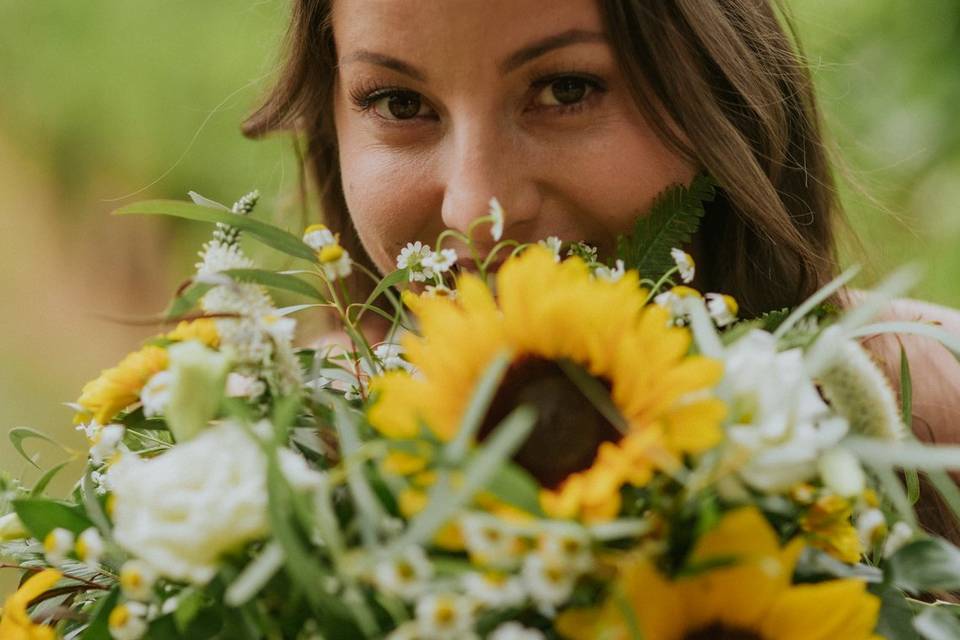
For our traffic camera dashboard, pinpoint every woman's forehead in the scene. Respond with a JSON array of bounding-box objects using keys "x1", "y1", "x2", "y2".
[{"x1": 331, "y1": 0, "x2": 607, "y2": 74}]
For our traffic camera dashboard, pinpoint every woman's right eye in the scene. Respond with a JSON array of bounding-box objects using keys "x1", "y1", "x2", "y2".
[{"x1": 367, "y1": 90, "x2": 433, "y2": 121}]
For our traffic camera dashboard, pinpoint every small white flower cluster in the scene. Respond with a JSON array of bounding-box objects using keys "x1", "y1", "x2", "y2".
[
  {"x1": 651, "y1": 248, "x2": 739, "y2": 327},
  {"x1": 43, "y1": 526, "x2": 104, "y2": 570},
  {"x1": 396, "y1": 242, "x2": 459, "y2": 286}
]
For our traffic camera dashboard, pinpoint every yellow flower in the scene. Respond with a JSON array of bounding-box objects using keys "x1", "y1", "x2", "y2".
[
  {"x1": 556, "y1": 508, "x2": 882, "y2": 640},
  {"x1": 76, "y1": 345, "x2": 169, "y2": 424},
  {"x1": 369, "y1": 246, "x2": 725, "y2": 522},
  {"x1": 165, "y1": 318, "x2": 220, "y2": 348},
  {"x1": 801, "y1": 494, "x2": 863, "y2": 563},
  {"x1": 0, "y1": 568, "x2": 61, "y2": 640}
]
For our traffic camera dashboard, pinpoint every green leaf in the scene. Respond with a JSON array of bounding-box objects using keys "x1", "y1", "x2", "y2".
[
  {"x1": 914, "y1": 606, "x2": 960, "y2": 640},
  {"x1": 483, "y1": 462, "x2": 544, "y2": 516},
  {"x1": 13, "y1": 498, "x2": 94, "y2": 539},
  {"x1": 8, "y1": 427, "x2": 68, "y2": 469},
  {"x1": 114, "y1": 200, "x2": 317, "y2": 262},
  {"x1": 174, "y1": 588, "x2": 207, "y2": 633},
  {"x1": 166, "y1": 281, "x2": 214, "y2": 320},
  {"x1": 889, "y1": 538, "x2": 960, "y2": 593},
  {"x1": 615, "y1": 173, "x2": 715, "y2": 280},
  {"x1": 223, "y1": 268, "x2": 326, "y2": 301},
  {"x1": 361, "y1": 268, "x2": 408, "y2": 311},
  {"x1": 872, "y1": 583, "x2": 923, "y2": 640},
  {"x1": 444, "y1": 351, "x2": 513, "y2": 464},
  {"x1": 900, "y1": 343, "x2": 920, "y2": 505},
  {"x1": 79, "y1": 587, "x2": 119, "y2": 640},
  {"x1": 29, "y1": 460, "x2": 72, "y2": 497}
]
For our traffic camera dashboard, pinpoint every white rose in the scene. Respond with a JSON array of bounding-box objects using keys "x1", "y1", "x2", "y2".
[{"x1": 109, "y1": 421, "x2": 269, "y2": 584}]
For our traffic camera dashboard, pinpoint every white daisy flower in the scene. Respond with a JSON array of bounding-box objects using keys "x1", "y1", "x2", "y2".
[
  {"x1": 488, "y1": 197, "x2": 505, "y2": 241},
  {"x1": 43, "y1": 527, "x2": 75, "y2": 567},
  {"x1": 108, "y1": 601, "x2": 149, "y2": 640},
  {"x1": 89, "y1": 424, "x2": 126, "y2": 466},
  {"x1": 593, "y1": 259, "x2": 625, "y2": 283},
  {"x1": 302, "y1": 223, "x2": 337, "y2": 250},
  {"x1": 461, "y1": 571, "x2": 526, "y2": 609},
  {"x1": 422, "y1": 248, "x2": 458, "y2": 274},
  {"x1": 397, "y1": 242, "x2": 436, "y2": 283},
  {"x1": 120, "y1": 560, "x2": 158, "y2": 601},
  {"x1": 856, "y1": 508, "x2": 887, "y2": 549},
  {"x1": 460, "y1": 512, "x2": 523, "y2": 569},
  {"x1": 654, "y1": 285, "x2": 702, "y2": 324},
  {"x1": 140, "y1": 370, "x2": 173, "y2": 418},
  {"x1": 489, "y1": 622, "x2": 546, "y2": 640},
  {"x1": 537, "y1": 523, "x2": 593, "y2": 573},
  {"x1": 414, "y1": 593, "x2": 476, "y2": 639},
  {"x1": 670, "y1": 247, "x2": 695, "y2": 283},
  {"x1": 373, "y1": 546, "x2": 433, "y2": 601},
  {"x1": 318, "y1": 244, "x2": 353, "y2": 281},
  {"x1": 424, "y1": 284, "x2": 456, "y2": 299},
  {"x1": 76, "y1": 527, "x2": 105, "y2": 569},
  {"x1": 521, "y1": 552, "x2": 576, "y2": 615},
  {"x1": 538, "y1": 237, "x2": 562, "y2": 262},
  {"x1": 705, "y1": 292, "x2": 739, "y2": 327},
  {"x1": 883, "y1": 522, "x2": 914, "y2": 558},
  {"x1": 373, "y1": 343, "x2": 417, "y2": 375}
]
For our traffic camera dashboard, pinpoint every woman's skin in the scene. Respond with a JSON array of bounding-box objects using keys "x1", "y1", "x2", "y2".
[{"x1": 328, "y1": 0, "x2": 960, "y2": 444}]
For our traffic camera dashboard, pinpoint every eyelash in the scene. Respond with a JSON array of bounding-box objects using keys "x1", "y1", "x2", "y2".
[{"x1": 348, "y1": 72, "x2": 608, "y2": 122}]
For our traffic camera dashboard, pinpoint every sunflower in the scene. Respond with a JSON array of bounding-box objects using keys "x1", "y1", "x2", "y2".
[
  {"x1": 0, "y1": 568, "x2": 61, "y2": 640},
  {"x1": 556, "y1": 507, "x2": 882, "y2": 640},
  {"x1": 368, "y1": 246, "x2": 726, "y2": 522}
]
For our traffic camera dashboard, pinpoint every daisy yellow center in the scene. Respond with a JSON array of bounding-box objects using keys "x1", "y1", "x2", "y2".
[
  {"x1": 477, "y1": 357, "x2": 621, "y2": 489},
  {"x1": 684, "y1": 625, "x2": 762, "y2": 640}
]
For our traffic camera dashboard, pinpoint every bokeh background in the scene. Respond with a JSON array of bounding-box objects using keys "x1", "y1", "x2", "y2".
[{"x1": 0, "y1": 0, "x2": 958, "y2": 591}]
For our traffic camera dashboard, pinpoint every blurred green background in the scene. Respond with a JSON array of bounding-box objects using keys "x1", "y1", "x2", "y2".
[{"x1": 0, "y1": 0, "x2": 957, "y2": 592}]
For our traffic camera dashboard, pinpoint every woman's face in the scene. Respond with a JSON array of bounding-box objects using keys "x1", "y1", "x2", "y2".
[{"x1": 332, "y1": 0, "x2": 696, "y2": 275}]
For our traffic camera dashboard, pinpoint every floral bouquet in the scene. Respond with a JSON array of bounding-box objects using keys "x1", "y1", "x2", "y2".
[{"x1": 3, "y1": 177, "x2": 960, "y2": 640}]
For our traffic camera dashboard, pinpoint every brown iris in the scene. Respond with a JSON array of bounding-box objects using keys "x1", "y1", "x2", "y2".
[
  {"x1": 476, "y1": 356, "x2": 621, "y2": 489},
  {"x1": 684, "y1": 626, "x2": 763, "y2": 640}
]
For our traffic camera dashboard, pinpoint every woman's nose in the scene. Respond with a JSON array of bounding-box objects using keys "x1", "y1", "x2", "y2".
[{"x1": 439, "y1": 121, "x2": 541, "y2": 240}]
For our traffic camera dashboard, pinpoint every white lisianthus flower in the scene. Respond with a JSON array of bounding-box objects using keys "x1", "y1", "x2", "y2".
[
  {"x1": 490, "y1": 622, "x2": 547, "y2": 640},
  {"x1": 670, "y1": 247, "x2": 695, "y2": 283},
  {"x1": 278, "y1": 448, "x2": 326, "y2": 492},
  {"x1": 318, "y1": 243, "x2": 353, "y2": 281},
  {"x1": 488, "y1": 197, "x2": 505, "y2": 241},
  {"x1": 705, "y1": 292, "x2": 739, "y2": 327},
  {"x1": 373, "y1": 546, "x2": 433, "y2": 601},
  {"x1": 538, "y1": 237, "x2": 562, "y2": 262},
  {"x1": 108, "y1": 601, "x2": 149, "y2": 640},
  {"x1": 108, "y1": 421, "x2": 269, "y2": 584},
  {"x1": 140, "y1": 370, "x2": 173, "y2": 417},
  {"x1": 164, "y1": 340, "x2": 230, "y2": 443},
  {"x1": 89, "y1": 424, "x2": 125, "y2": 466},
  {"x1": 461, "y1": 571, "x2": 526, "y2": 609},
  {"x1": 120, "y1": 560, "x2": 158, "y2": 601},
  {"x1": 302, "y1": 223, "x2": 337, "y2": 250},
  {"x1": 75, "y1": 527, "x2": 104, "y2": 569},
  {"x1": 414, "y1": 593, "x2": 476, "y2": 640},
  {"x1": 397, "y1": 242, "x2": 436, "y2": 283},
  {"x1": 721, "y1": 330, "x2": 849, "y2": 492},
  {"x1": 422, "y1": 248, "x2": 458, "y2": 273},
  {"x1": 43, "y1": 527, "x2": 74, "y2": 566},
  {"x1": 818, "y1": 447, "x2": 866, "y2": 497},
  {"x1": 225, "y1": 372, "x2": 266, "y2": 399},
  {"x1": 593, "y1": 259, "x2": 625, "y2": 283}
]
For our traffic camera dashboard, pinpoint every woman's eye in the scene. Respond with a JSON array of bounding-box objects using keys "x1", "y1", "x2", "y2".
[
  {"x1": 533, "y1": 77, "x2": 595, "y2": 108},
  {"x1": 370, "y1": 90, "x2": 430, "y2": 120}
]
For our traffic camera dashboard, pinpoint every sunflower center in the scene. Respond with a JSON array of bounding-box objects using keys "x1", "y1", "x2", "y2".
[
  {"x1": 683, "y1": 625, "x2": 764, "y2": 640},
  {"x1": 477, "y1": 357, "x2": 621, "y2": 489}
]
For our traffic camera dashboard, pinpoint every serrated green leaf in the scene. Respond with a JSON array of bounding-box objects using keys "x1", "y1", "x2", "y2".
[
  {"x1": 914, "y1": 606, "x2": 960, "y2": 640},
  {"x1": 114, "y1": 200, "x2": 317, "y2": 262},
  {"x1": 13, "y1": 498, "x2": 93, "y2": 539},
  {"x1": 79, "y1": 587, "x2": 120, "y2": 640},
  {"x1": 223, "y1": 268, "x2": 326, "y2": 301},
  {"x1": 615, "y1": 174, "x2": 715, "y2": 280},
  {"x1": 889, "y1": 538, "x2": 960, "y2": 593},
  {"x1": 8, "y1": 427, "x2": 69, "y2": 469}
]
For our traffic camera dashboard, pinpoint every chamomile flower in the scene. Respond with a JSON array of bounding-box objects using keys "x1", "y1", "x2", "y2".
[
  {"x1": 461, "y1": 571, "x2": 526, "y2": 609},
  {"x1": 654, "y1": 285, "x2": 702, "y2": 324},
  {"x1": 373, "y1": 343, "x2": 417, "y2": 375},
  {"x1": 537, "y1": 523, "x2": 593, "y2": 573},
  {"x1": 593, "y1": 259, "x2": 625, "y2": 283},
  {"x1": 302, "y1": 223, "x2": 336, "y2": 250},
  {"x1": 670, "y1": 247, "x2": 695, "y2": 283},
  {"x1": 43, "y1": 528, "x2": 74, "y2": 567},
  {"x1": 422, "y1": 248, "x2": 458, "y2": 274},
  {"x1": 460, "y1": 513, "x2": 524, "y2": 569},
  {"x1": 424, "y1": 284, "x2": 456, "y2": 299},
  {"x1": 397, "y1": 242, "x2": 436, "y2": 283},
  {"x1": 521, "y1": 552, "x2": 576, "y2": 615},
  {"x1": 108, "y1": 601, "x2": 149, "y2": 640},
  {"x1": 488, "y1": 197, "x2": 504, "y2": 241},
  {"x1": 537, "y1": 236, "x2": 562, "y2": 262},
  {"x1": 566, "y1": 242, "x2": 598, "y2": 263},
  {"x1": 489, "y1": 622, "x2": 546, "y2": 640},
  {"x1": 120, "y1": 560, "x2": 158, "y2": 601},
  {"x1": 318, "y1": 244, "x2": 353, "y2": 281},
  {"x1": 705, "y1": 292, "x2": 739, "y2": 327},
  {"x1": 414, "y1": 593, "x2": 476, "y2": 639},
  {"x1": 75, "y1": 527, "x2": 104, "y2": 569},
  {"x1": 89, "y1": 423, "x2": 125, "y2": 466},
  {"x1": 373, "y1": 546, "x2": 433, "y2": 601}
]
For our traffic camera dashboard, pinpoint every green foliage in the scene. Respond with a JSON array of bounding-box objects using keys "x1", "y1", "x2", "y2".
[
  {"x1": 80, "y1": 587, "x2": 120, "y2": 640},
  {"x1": 914, "y1": 606, "x2": 960, "y2": 640},
  {"x1": 615, "y1": 174, "x2": 716, "y2": 280},
  {"x1": 13, "y1": 497, "x2": 93, "y2": 539},
  {"x1": 888, "y1": 538, "x2": 960, "y2": 593},
  {"x1": 223, "y1": 268, "x2": 326, "y2": 301},
  {"x1": 8, "y1": 427, "x2": 69, "y2": 469}
]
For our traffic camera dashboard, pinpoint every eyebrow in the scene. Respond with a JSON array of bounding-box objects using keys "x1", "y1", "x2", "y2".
[{"x1": 340, "y1": 28, "x2": 607, "y2": 81}]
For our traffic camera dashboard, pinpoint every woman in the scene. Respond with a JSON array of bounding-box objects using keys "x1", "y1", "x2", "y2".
[{"x1": 242, "y1": 1, "x2": 960, "y2": 533}]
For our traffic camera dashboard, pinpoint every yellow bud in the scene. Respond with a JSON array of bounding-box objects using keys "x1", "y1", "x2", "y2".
[{"x1": 318, "y1": 244, "x2": 345, "y2": 263}]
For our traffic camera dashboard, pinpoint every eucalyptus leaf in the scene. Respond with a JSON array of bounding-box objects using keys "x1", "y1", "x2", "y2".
[
  {"x1": 914, "y1": 606, "x2": 960, "y2": 640},
  {"x1": 114, "y1": 200, "x2": 317, "y2": 262},
  {"x1": 889, "y1": 538, "x2": 960, "y2": 593}
]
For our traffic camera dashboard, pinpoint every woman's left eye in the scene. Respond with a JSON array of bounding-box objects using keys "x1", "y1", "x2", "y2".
[{"x1": 531, "y1": 76, "x2": 602, "y2": 109}]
